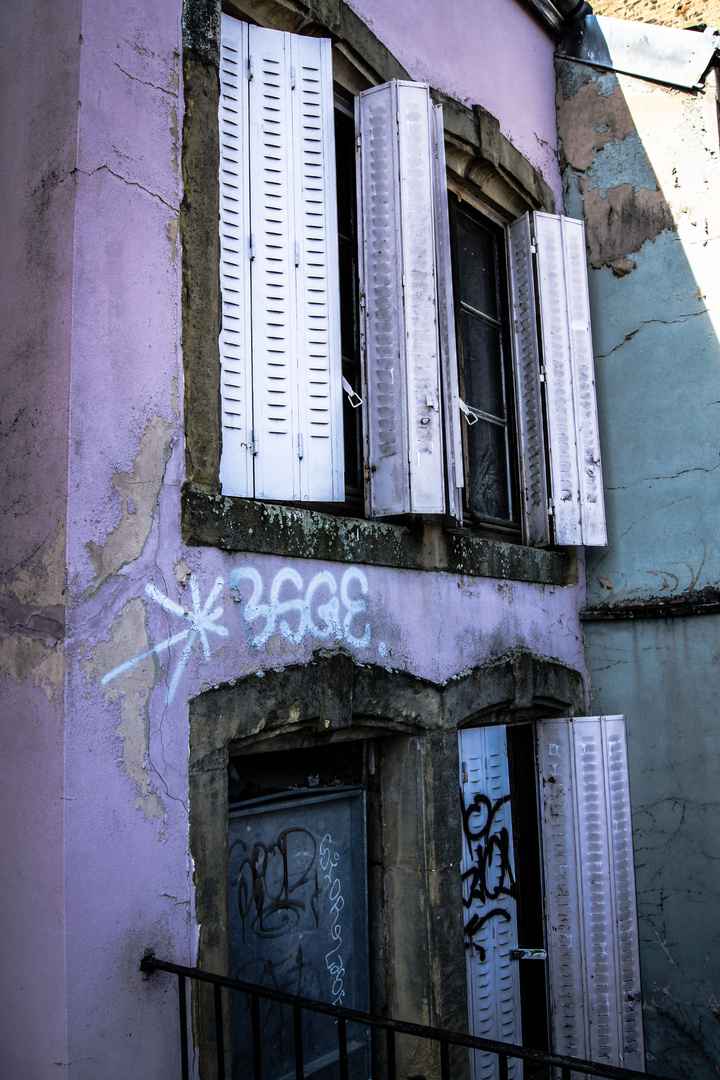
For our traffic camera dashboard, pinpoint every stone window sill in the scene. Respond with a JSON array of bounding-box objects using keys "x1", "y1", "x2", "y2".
[{"x1": 182, "y1": 487, "x2": 576, "y2": 585}]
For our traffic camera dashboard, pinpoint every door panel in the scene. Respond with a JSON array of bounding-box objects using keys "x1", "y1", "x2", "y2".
[{"x1": 228, "y1": 789, "x2": 369, "y2": 1080}]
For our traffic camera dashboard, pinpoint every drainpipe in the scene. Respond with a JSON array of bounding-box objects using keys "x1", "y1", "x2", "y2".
[{"x1": 521, "y1": 0, "x2": 593, "y2": 36}]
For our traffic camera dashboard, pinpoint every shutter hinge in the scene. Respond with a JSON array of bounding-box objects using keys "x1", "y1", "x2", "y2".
[
  {"x1": 539, "y1": 365, "x2": 546, "y2": 383},
  {"x1": 294, "y1": 241, "x2": 300, "y2": 268},
  {"x1": 250, "y1": 234, "x2": 255, "y2": 261},
  {"x1": 297, "y1": 433, "x2": 304, "y2": 459},
  {"x1": 461, "y1": 761, "x2": 468, "y2": 784},
  {"x1": 356, "y1": 134, "x2": 361, "y2": 152},
  {"x1": 250, "y1": 429, "x2": 258, "y2": 456},
  {"x1": 248, "y1": 55, "x2": 254, "y2": 81},
  {"x1": 290, "y1": 65, "x2": 296, "y2": 90},
  {"x1": 548, "y1": 498, "x2": 555, "y2": 515}
]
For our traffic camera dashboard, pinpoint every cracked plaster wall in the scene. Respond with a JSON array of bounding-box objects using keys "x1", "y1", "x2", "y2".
[
  {"x1": 585, "y1": 619, "x2": 720, "y2": 1077},
  {"x1": 0, "y1": 0, "x2": 81, "y2": 1073},
  {"x1": 3, "y1": 1, "x2": 585, "y2": 1076},
  {"x1": 556, "y1": 58, "x2": 720, "y2": 607},
  {"x1": 557, "y1": 54, "x2": 720, "y2": 1077}
]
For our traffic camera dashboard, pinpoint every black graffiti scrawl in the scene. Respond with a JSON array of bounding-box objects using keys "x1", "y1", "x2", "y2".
[
  {"x1": 229, "y1": 827, "x2": 320, "y2": 942},
  {"x1": 461, "y1": 789, "x2": 516, "y2": 960}
]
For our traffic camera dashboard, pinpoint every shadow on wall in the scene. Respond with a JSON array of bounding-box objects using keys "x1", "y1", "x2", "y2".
[
  {"x1": 556, "y1": 58, "x2": 720, "y2": 609},
  {"x1": 556, "y1": 56, "x2": 720, "y2": 1080}
]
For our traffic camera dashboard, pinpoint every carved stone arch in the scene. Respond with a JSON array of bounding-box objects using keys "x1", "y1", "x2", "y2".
[{"x1": 188, "y1": 648, "x2": 583, "y2": 1075}]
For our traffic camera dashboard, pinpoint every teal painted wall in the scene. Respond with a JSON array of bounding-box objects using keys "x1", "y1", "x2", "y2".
[
  {"x1": 557, "y1": 49, "x2": 720, "y2": 1077},
  {"x1": 585, "y1": 618, "x2": 720, "y2": 1077}
]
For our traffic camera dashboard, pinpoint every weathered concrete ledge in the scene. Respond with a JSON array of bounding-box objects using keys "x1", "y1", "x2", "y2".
[{"x1": 182, "y1": 486, "x2": 575, "y2": 584}]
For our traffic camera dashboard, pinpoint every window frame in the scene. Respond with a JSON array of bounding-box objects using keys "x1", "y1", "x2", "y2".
[
  {"x1": 447, "y1": 193, "x2": 523, "y2": 542},
  {"x1": 180, "y1": 0, "x2": 584, "y2": 581}
]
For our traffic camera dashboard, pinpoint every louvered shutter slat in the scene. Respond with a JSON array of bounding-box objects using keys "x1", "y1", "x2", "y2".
[
  {"x1": 291, "y1": 34, "x2": 343, "y2": 502},
  {"x1": 219, "y1": 17, "x2": 253, "y2": 496},
  {"x1": 357, "y1": 81, "x2": 446, "y2": 517},
  {"x1": 538, "y1": 717, "x2": 645, "y2": 1071},
  {"x1": 537, "y1": 719, "x2": 588, "y2": 1061},
  {"x1": 560, "y1": 219, "x2": 607, "y2": 546},
  {"x1": 432, "y1": 104, "x2": 464, "y2": 523},
  {"x1": 533, "y1": 214, "x2": 583, "y2": 545},
  {"x1": 533, "y1": 213, "x2": 606, "y2": 546},
  {"x1": 459, "y1": 727, "x2": 522, "y2": 1080},
  {"x1": 248, "y1": 24, "x2": 299, "y2": 501},
  {"x1": 508, "y1": 214, "x2": 549, "y2": 546},
  {"x1": 357, "y1": 84, "x2": 408, "y2": 516},
  {"x1": 397, "y1": 84, "x2": 445, "y2": 513}
]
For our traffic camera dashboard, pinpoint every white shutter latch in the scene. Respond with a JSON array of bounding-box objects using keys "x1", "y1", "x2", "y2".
[
  {"x1": 248, "y1": 55, "x2": 254, "y2": 80},
  {"x1": 290, "y1": 65, "x2": 296, "y2": 90},
  {"x1": 342, "y1": 376, "x2": 363, "y2": 409},
  {"x1": 297, "y1": 433, "x2": 304, "y2": 460},
  {"x1": 458, "y1": 398, "x2": 480, "y2": 426},
  {"x1": 294, "y1": 241, "x2": 300, "y2": 268},
  {"x1": 250, "y1": 234, "x2": 255, "y2": 261}
]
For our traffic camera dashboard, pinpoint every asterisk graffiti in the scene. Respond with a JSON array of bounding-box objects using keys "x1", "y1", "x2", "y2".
[{"x1": 101, "y1": 576, "x2": 228, "y2": 703}]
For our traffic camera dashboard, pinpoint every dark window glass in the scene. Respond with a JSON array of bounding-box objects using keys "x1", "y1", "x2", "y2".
[
  {"x1": 334, "y1": 104, "x2": 363, "y2": 507},
  {"x1": 451, "y1": 200, "x2": 519, "y2": 532}
]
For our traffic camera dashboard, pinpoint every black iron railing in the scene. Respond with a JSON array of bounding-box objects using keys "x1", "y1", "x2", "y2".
[{"x1": 141, "y1": 953, "x2": 675, "y2": 1080}]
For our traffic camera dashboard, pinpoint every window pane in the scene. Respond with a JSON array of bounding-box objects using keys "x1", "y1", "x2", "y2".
[
  {"x1": 467, "y1": 418, "x2": 511, "y2": 522},
  {"x1": 456, "y1": 212, "x2": 499, "y2": 321},
  {"x1": 461, "y1": 311, "x2": 505, "y2": 420}
]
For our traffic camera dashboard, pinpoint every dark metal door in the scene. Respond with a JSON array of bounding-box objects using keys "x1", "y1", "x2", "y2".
[{"x1": 228, "y1": 788, "x2": 370, "y2": 1079}]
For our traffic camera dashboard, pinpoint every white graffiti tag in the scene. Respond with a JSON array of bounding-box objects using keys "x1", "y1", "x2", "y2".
[
  {"x1": 101, "y1": 576, "x2": 228, "y2": 703},
  {"x1": 230, "y1": 566, "x2": 374, "y2": 650}
]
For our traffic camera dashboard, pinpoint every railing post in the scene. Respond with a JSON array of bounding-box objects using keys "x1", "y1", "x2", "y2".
[
  {"x1": 337, "y1": 1016, "x2": 349, "y2": 1080},
  {"x1": 214, "y1": 982, "x2": 225, "y2": 1079},
  {"x1": 387, "y1": 1027, "x2": 396, "y2": 1080},
  {"x1": 293, "y1": 1004, "x2": 304, "y2": 1080},
  {"x1": 251, "y1": 991, "x2": 261, "y2": 1080},
  {"x1": 440, "y1": 1038, "x2": 450, "y2": 1080},
  {"x1": 177, "y1": 974, "x2": 189, "y2": 1080}
]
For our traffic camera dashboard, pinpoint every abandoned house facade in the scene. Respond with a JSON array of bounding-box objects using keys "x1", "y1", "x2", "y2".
[{"x1": 2, "y1": 0, "x2": 718, "y2": 1078}]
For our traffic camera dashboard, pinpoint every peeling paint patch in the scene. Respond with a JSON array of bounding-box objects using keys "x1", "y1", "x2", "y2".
[
  {"x1": 86, "y1": 598, "x2": 165, "y2": 820},
  {"x1": 1, "y1": 523, "x2": 66, "y2": 609},
  {"x1": 557, "y1": 79, "x2": 636, "y2": 172},
  {"x1": 0, "y1": 635, "x2": 64, "y2": 703},
  {"x1": 580, "y1": 181, "x2": 675, "y2": 269},
  {"x1": 85, "y1": 415, "x2": 174, "y2": 597}
]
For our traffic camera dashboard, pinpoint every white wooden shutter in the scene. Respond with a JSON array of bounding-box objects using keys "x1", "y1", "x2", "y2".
[
  {"x1": 248, "y1": 24, "x2": 300, "y2": 501},
  {"x1": 357, "y1": 81, "x2": 446, "y2": 517},
  {"x1": 432, "y1": 104, "x2": 464, "y2": 524},
  {"x1": 459, "y1": 727, "x2": 522, "y2": 1080},
  {"x1": 533, "y1": 213, "x2": 606, "y2": 546},
  {"x1": 219, "y1": 17, "x2": 253, "y2": 497},
  {"x1": 219, "y1": 18, "x2": 343, "y2": 503},
  {"x1": 538, "y1": 717, "x2": 644, "y2": 1071},
  {"x1": 508, "y1": 215, "x2": 549, "y2": 546},
  {"x1": 291, "y1": 34, "x2": 344, "y2": 502}
]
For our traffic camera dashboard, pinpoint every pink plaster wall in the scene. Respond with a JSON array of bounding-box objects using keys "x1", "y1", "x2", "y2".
[
  {"x1": 348, "y1": 0, "x2": 563, "y2": 205},
  {"x1": 0, "y1": 0, "x2": 81, "y2": 1073},
  {"x1": 3, "y1": 0, "x2": 579, "y2": 1076}
]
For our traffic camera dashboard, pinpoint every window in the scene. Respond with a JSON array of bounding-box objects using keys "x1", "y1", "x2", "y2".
[
  {"x1": 449, "y1": 198, "x2": 520, "y2": 537},
  {"x1": 217, "y1": 15, "x2": 607, "y2": 546}
]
